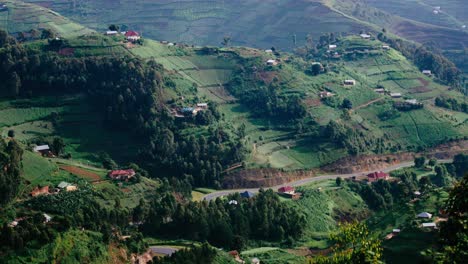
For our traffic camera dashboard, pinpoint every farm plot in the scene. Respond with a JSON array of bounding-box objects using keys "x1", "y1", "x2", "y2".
[
  {"x1": 0, "y1": 106, "x2": 65, "y2": 127},
  {"x1": 58, "y1": 165, "x2": 104, "y2": 182},
  {"x1": 1, "y1": 121, "x2": 54, "y2": 141},
  {"x1": 184, "y1": 69, "x2": 233, "y2": 86}
]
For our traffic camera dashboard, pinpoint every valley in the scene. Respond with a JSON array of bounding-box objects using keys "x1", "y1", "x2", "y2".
[{"x1": 0, "y1": 1, "x2": 466, "y2": 263}]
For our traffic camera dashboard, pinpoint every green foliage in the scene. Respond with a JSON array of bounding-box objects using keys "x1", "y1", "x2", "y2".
[
  {"x1": 153, "y1": 243, "x2": 219, "y2": 264},
  {"x1": 0, "y1": 140, "x2": 23, "y2": 205},
  {"x1": 435, "y1": 96, "x2": 468, "y2": 113},
  {"x1": 311, "y1": 222, "x2": 383, "y2": 264},
  {"x1": 414, "y1": 157, "x2": 426, "y2": 168}
]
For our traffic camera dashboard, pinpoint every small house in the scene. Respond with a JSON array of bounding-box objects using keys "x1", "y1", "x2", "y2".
[
  {"x1": 66, "y1": 185, "x2": 77, "y2": 192},
  {"x1": 229, "y1": 250, "x2": 245, "y2": 263},
  {"x1": 161, "y1": 40, "x2": 168, "y2": 44},
  {"x1": 228, "y1": 200, "x2": 238, "y2": 205},
  {"x1": 405, "y1": 99, "x2": 419, "y2": 105},
  {"x1": 382, "y1": 45, "x2": 390, "y2": 50},
  {"x1": 266, "y1": 59, "x2": 278, "y2": 66},
  {"x1": 417, "y1": 212, "x2": 433, "y2": 218},
  {"x1": 422, "y1": 70, "x2": 432, "y2": 76},
  {"x1": 390, "y1": 93, "x2": 402, "y2": 98},
  {"x1": 328, "y1": 44, "x2": 337, "y2": 50},
  {"x1": 278, "y1": 186, "x2": 295, "y2": 195},
  {"x1": 319, "y1": 91, "x2": 335, "y2": 98},
  {"x1": 33, "y1": 145, "x2": 50, "y2": 154},
  {"x1": 106, "y1": 31, "x2": 118, "y2": 35},
  {"x1": 374, "y1": 88, "x2": 385, "y2": 93},
  {"x1": 344, "y1": 80, "x2": 356, "y2": 86},
  {"x1": 43, "y1": 213, "x2": 52, "y2": 223},
  {"x1": 167, "y1": 42, "x2": 175, "y2": 46},
  {"x1": 8, "y1": 221, "x2": 18, "y2": 228},
  {"x1": 181, "y1": 107, "x2": 196, "y2": 115},
  {"x1": 422, "y1": 222, "x2": 437, "y2": 229},
  {"x1": 240, "y1": 191, "x2": 255, "y2": 199},
  {"x1": 57, "y1": 181, "x2": 71, "y2": 189},
  {"x1": 414, "y1": 191, "x2": 421, "y2": 196},
  {"x1": 125, "y1": 31, "x2": 140, "y2": 42},
  {"x1": 251, "y1": 257, "x2": 260, "y2": 264},
  {"x1": 197, "y1": 103, "x2": 208, "y2": 109},
  {"x1": 108, "y1": 169, "x2": 136, "y2": 181},
  {"x1": 367, "y1": 171, "x2": 389, "y2": 182},
  {"x1": 392, "y1": 229, "x2": 401, "y2": 234},
  {"x1": 31, "y1": 186, "x2": 49, "y2": 197},
  {"x1": 360, "y1": 33, "x2": 371, "y2": 39},
  {"x1": 265, "y1": 49, "x2": 273, "y2": 53}
]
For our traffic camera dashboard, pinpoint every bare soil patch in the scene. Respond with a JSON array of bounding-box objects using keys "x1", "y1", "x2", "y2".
[{"x1": 59, "y1": 165, "x2": 102, "y2": 182}]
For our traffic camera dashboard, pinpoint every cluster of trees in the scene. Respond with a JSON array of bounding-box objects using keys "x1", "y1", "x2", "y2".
[
  {"x1": 349, "y1": 170, "x2": 420, "y2": 210},
  {"x1": 435, "y1": 96, "x2": 468, "y2": 113},
  {"x1": 311, "y1": 222, "x2": 383, "y2": 264},
  {"x1": 138, "y1": 189, "x2": 306, "y2": 249},
  {"x1": 393, "y1": 101, "x2": 423, "y2": 111},
  {"x1": 229, "y1": 64, "x2": 307, "y2": 120},
  {"x1": 152, "y1": 243, "x2": 218, "y2": 264},
  {"x1": 0, "y1": 30, "x2": 244, "y2": 187},
  {"x1": 324, "y1": 120, "x2": 381, "y2": 155},
  {"x1": 0, "y1": 140, "x2": 22, "y2": 206}
]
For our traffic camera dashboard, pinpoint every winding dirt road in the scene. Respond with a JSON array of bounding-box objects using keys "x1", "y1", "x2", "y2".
[{"x1": 202, "y1": 159, "x2": 452, "y2": 201}]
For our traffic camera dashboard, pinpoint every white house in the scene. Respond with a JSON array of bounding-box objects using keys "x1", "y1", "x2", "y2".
[
  {"x1": 328, "y1": 44, "x2": 337, "y2": 50},
  {"x1": 417, "y1": 212, "x2": 433, "y2": 218},
  {"x1": 374, "y1": 88, "x2": 385, "y2": 93},
  {"x1": 43, "y1": 213, "x2": 52, "y2": 223},
  {"x1": 414, "y1": 191, "x2": 421, "y2": 196},
  {"x1": 228, "y1": 200, "x2": 238, "y2": 205},
  {"x1": 344, "y1": 80, "x2": 356, "y2": 86},
  {"x1": 265, "y1": 49, "x2": 273, "y2": 53},
  {"x1": 405, "y1": 99, "x2": 419, "y2": 105},
  {"x1": 360, "y1": 33, "x2": 371, "y2": 39},
  {"x1": 392, "y1": 229, "x2": 401, "y2": 233},
  {"x1": 422, "y1": 70, "x2": 432, "y2": 76},
  {"x1": 197, "y1": 103, "x2": 208, "y2": 109},
  {"x1": 382, "y1": 45, "x2": 390, "y2": 50},
  {"x1": 422, "y1": 222, "x2": 437, "y2": 228},
  {"x1": 33, "y1": 145, "x2": 50, "y2": 152},
  {"x1": 266, "y1": 59, "x2": 278, "y2": 66},
  {"x1": 390, "y1": 93, "x2": 402, "y2": 98},
  {"x1": 106, "y1": 31, "x2": 118, "y2": 35}
]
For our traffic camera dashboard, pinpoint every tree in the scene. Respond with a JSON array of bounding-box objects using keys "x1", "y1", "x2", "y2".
[
  {"x1": 221, "y1": 36, "x2": 231, "y2": 47},
  {"x1": 311, "y1": 222, "x2": 383, "y2": 263},
  {"x1": 311, "y1": 63, "x2": 322, "y2": 76},
  {"x1": 41, "y1": 29, "x2": 56, "y2": 39},
  {"x1": 414, "y1": 156, "x2": 426, "y2": 168},
  {"x1": 342, "y1": 98, "x2": 353, "y2": 109},
  {"x1": 108, "y1": 24, "x2": 119, "y2": 31},
  {"x1": 437, "y1": 174, "x2": 468, "y2": 263},
  {"x1": 52, "y1": 137, "x2": 65, "y2": 155},
  {"x1": 428, "y1": 158, "x2": 437, "y2": 167},
  {"x1": 336, "y1": 177, "x2": 343, "y2": 187},
  {"x1": 29, "y1": 29, "x2": 40, "y2": 39},
  {"x1": 7, "y1": 130, "x2": 15, "y2": 138}
]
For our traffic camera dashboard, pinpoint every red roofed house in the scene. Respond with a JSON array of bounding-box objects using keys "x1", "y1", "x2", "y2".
[
  {"x1": 108, "y1": 169, "x2": 136, "y2": 181},
  {"x1": 125, "y1": 31, "x2": 140, "y2": 42},
  {"x1": 367, "y1": 171, "x2": 389, "y2": 182},
  {"x1": 278, "y1": 186, "x2": 295, "y2": 195},
  {"x1": 31, "y1": 186, "x2": 49, "y2": 197}
]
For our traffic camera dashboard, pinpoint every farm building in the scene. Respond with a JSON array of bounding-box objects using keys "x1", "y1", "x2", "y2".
[
  {"x1": 251, "y1": 257, "x2": 260, "y2": 264},
  {"x1": 382, "y1": 45, "x2": 390, "y2": 50},
  {"x1": 328, "y1": 44, "x2": 337, "y2": 49},
  {"x1": 125, "y1": 31, "x2": 140, "y2": 42},
  {"x1": 374, "y1": 88, "x2": 385, "y2": 93},
  {"x1": 417, "y1": 212, "x2": 433, "y2": 218},
  {"x1": 181, "y1": 107, "x2": 196, "y2": 115},
  {"x1": 108, "y1": 169, "x2": 136, "y2": 181},
  {"x1": 422, "y1": 222, "x2": 437, "y2": 229},
  {"x1": 66, "y1": 185, "x2": 77, "y2": 192},
  {"x1": 344, "y1": 80, "x2": 356, "y2": 86},
  {"x1": 43, "y1": 213, "x2": 52, "y2": 223},
  {"x1": 167, "y1": 42, "x2": 175, "y2": 46},
  {"x1": 30, "y1": 186, "x2": 49, "y2": 197},
  {"x1": 319, "y1": 91, "x2": 335, "y2": 98},
  {"x1": 367, "y1": 171, "x2": 389, "y2": 182},
  {"x1": 405, "y1": 99, "x2": 419, "y2": 105},
  {"x1": 106, "y1": 30, "x2": 118, "y2": 35},
  {"x1": 33, "y1": 145, "x2": 50, "y2": 153},
  {"x1": 228, "y1": 200, "x2": 238, "y2": 205},
  {"x1": 8, "y1": 220, "x2": 18, "y2": 228},
  {"x1": 414, "y1": 191, "x2": 421, "y2": 196},
  {"x1": 266, "y1": 59, "x2": 278, "y2": 66},
  {"x1": 390, "y1": 93, "x2": 402, "y2": 98},
  {"x1": 228, "y1": 250, "x2": 244, "y2": 263},
  {"x1": 422, "y1": 70, "x2": 432, "y2": 76},
  {"x1": 240, "y1": 191, "x2": 255, "y2": 199},
  {"x1": 392, "y1": 229, "x2": 401, "y2": 233},
  {"x1": 278, "y1": 186, "x2": 295, "y2": 195},
  {"x1": 57, "y1": 181, "x2": 71, "y2": 189},
  {"x1": 360, "y1": 33, "x2": 371, "y2": 39},
  {"x1": 265, "y1": 49, "x2": 273, "y2": 53},
  {"x1": 197, "y1": 103, "x2": 208, "y2": 109}
]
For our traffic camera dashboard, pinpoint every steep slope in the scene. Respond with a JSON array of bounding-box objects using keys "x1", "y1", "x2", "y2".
[
  {"x1": 0, "y1": 0, "x2": 93, "y2": 37},
  {"x1": 23, "y1": 0, "x2": 373, "y2": 49}
]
